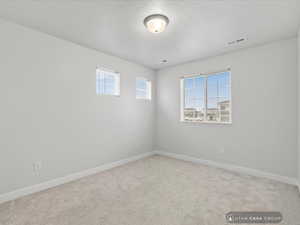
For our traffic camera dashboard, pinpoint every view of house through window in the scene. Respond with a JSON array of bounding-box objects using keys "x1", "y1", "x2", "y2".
[
  {"x1": 96, "y1": 68, "x2": 120, "y2": 96},
  {"x1": 181, "y1": 70, "x2": 231, "y2": 123},
  {"x1": 136, "y1": 78, "x2": 151, "y2": 100}
]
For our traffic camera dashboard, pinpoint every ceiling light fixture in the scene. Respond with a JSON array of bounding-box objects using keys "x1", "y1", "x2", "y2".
[{"x1": 144, "y1": 14, "x2": 169, "y2": 33}]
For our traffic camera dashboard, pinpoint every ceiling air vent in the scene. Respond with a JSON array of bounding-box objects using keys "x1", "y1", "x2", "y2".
[{"x1": 228, "y1": 38, "x2": 246, "y2": 46}]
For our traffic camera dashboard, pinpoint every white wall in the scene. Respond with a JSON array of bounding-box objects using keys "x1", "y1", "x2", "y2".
[
  {"x1": 298, "y1": 29, "x2": 300, "y2": 186},
  {"x1": 0, "y1": 19, "x2": 155, "y2": 195},
  {"x1": 156, "y1": 38, "x2": 298, "y2": 178},
  {"x1": 0, "y1": 17, "x2": 298, "y2": 196}
]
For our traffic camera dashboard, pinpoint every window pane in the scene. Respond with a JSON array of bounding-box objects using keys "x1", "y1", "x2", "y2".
[
  {"x1": 207, "y1": 71, "x2": 230, "y2": 122},
  {"x1": 136, "y1": 89, "x2": 147, "y2": 98},
  {"x1": 184, "y1": 77, "x2": 205, "y2": 121},
  {"x1": 104, "y1": 75, "x2": 116, "y2": 95},
  {"x1": 136, "y1": 78, "x2": 151, "y2": 100},
  {"x1": 96, "y1": 68, "x2": 120, "y2": 96},
  {"x1": 136, "y1": 79, "x2": 147, "y2": 90}
]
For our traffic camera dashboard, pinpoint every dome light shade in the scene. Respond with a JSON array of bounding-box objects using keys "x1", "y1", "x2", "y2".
[{"x1": 144, "y1": 14, "x2": 169, "y2": 33}]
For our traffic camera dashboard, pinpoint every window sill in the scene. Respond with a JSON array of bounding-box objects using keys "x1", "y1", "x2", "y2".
[
  {"x1": 180, "y1": 120, "x2": 232, "y2": 125},
  {"x1": 136, "y1": 98, "x2": 151, "y2": 101},
  {"x1": 97, "y1": 94, "x2": 120, "y2": 97}
]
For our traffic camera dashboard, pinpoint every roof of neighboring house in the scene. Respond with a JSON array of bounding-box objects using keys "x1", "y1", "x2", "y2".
[{"x1": 218, "y1": 100, "x2": 230, "y2": 104}]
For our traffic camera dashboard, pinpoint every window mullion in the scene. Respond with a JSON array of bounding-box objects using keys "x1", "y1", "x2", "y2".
[
  {"x1": 204, "y1": 76, "x2": 207, "y2": 121},
  {"x1": 217, "y1": 78, "x2": 220, "y2": 122}
]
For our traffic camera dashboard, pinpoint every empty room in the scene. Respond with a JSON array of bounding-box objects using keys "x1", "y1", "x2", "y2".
[{"x1": 1, "y1": 0, "x2": 300, "y2": 224}]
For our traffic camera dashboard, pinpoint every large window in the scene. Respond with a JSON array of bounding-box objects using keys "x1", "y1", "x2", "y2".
[
  {"x1": 136, "y1": 78, "x2": 151, "y2": 100},
  {"x1": 96, "y1": 68, "x2": 120, "y2": 96},
  {"x1": 181, "y1": 70, "x2": 231, "y2": 123}
]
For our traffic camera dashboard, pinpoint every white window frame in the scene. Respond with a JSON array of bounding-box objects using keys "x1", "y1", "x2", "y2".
[
  {"x1": 96, "y1": 67, "x2": 120, "y2": 96},
  {"x1": 136, "y1": 77, "x2": 152, "y2": 100},
  {"x1": 180, "y1": 69, "x2": 232, "y2": 124}
]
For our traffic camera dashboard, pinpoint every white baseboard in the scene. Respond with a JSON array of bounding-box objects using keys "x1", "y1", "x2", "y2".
[
  {"x1": 0, "y1": 152, "x2": 155, "y2": 204},
  {"x1": 1, "y1": 150, "x2": 298, "y2": 204},
  {"x1": 154, "y1": 150, "x2": 298, "y2": 187}
]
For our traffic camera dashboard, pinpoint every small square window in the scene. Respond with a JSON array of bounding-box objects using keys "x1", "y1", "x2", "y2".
[
  {"x1": 136, "y1": 78, "x2": 151, "y2": 100},
  {"x1": 96, "y1": 68, "x2": 120, "y2": 96}
]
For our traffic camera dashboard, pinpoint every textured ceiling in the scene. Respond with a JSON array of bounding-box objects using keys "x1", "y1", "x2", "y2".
[{"x1": 0, "y1": 0, "x2": 300, "y2": 69}]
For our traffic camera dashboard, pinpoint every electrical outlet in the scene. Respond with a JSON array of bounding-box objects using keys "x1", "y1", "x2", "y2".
[{"x1": 33, "y1": 161, "x2": 42, "y2": 175}]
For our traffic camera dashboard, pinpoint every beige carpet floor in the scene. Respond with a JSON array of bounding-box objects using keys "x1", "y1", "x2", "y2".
[{"x1": 0, "y1": 155, "x2": 300, "y2": 225}]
